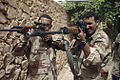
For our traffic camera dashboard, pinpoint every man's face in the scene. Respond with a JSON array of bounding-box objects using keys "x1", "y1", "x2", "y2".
[
  {"x1": 40, "y1": 17, "x2": 52, "y2": 31},
  {"x1": 83, "y1": 16, "x2": 99, "y2": 35}
]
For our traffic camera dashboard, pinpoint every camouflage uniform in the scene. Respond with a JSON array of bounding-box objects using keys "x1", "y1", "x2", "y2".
[
  {"x1": 70, "y1": 25, "x2": 111, "y2": 80},
  {"x1": 12, "y1": 35, "x2": 65, "y2": 80},
  {"x1": 111, "y1": 33, "x2": 120, "y2": 78}
]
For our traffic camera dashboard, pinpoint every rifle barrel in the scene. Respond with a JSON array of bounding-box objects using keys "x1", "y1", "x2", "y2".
[
  {"x1": 11, "y1": 26, "x2": 39, "y2": 29},
  {"x1": 0, "y1": 29, "x2": 19, "y2": 31},
  {"x1": 26, "y1": 30, "x2": 63, "y2": 37}
]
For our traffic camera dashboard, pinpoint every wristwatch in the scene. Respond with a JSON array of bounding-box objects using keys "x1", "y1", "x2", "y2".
[{"x1": 80, "y1": 41, "x2": 87, "y2": 46}]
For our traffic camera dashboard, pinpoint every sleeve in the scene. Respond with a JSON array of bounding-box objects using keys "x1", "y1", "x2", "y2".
[
  {"x1": 112, "y1": 33, "x2": 120, "y2": 49},
  {"x1": 83, "y1": 34, "x2": 111, "y2": 67},
  {"x1": 112, "y1": 33, "x2": 120, "y2": 60},
  {"x1": 51, "y1": 34, "x2": 70, "y2": 50},
  {"x1": 11, "y1": 35, "x2": 31, "y2": 56}
]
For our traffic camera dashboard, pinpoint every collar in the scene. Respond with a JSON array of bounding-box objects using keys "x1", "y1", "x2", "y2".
[{"x1": 91, "y1": 24, "x2": 103, "y2": 39}]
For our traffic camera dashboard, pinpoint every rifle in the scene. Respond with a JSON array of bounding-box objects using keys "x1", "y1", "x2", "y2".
[
  {"x1": 26, "y1": 19, "x2": 87, "y2": 37},
  {"x1": 0, "y1": 20, "x2": 51, "y2": 35},
  {"x1": 0, "y1": 19, "x2": 87, "y2": 38},
  {"x1": 26, "y1": 26, "x2": 79, "y2": 37},
  {"x1": 0, "y1": 25, "x2": 40, "y2": 31}
]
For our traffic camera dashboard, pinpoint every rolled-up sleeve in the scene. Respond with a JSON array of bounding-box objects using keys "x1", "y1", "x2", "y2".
[
  {"x1": 52, "y1": 34, "x2": 70, "y2": 50},
  {"x1": 83, "y1": 47, "x2": 101, "y2": 67},
  {"x1": 83, "y1": 34, "x2": 110, "y2": 67},
  {"x1": 11, "y1": 35, "x2": 30, "y2": 56}
]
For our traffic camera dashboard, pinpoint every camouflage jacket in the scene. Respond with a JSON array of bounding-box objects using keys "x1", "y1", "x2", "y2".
[
  {"x1": 11, "y1": 35, "x2": 66, "y2": 80},
  {"x1": 112, "y1": 33, "x2": 120, "y2": 77},
  {"x1": 70, "y1": 25, "x2": 111, "y2": 80}
]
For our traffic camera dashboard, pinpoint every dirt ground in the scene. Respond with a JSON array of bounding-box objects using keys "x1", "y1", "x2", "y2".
[
  {"x1": 57, "y1": 64, "x2": 73, "y2": 80},
  {"x1": 57, "y1": 63, "x2": 113, "y2": 80}
]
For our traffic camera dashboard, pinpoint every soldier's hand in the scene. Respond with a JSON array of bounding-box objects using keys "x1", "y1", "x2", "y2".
[
  {"x1": 22, "y1": 29, "x2": 34, "y2": 41},
  {"x1": 28, "y1": 28, "x2": 34, "y2": 32},
  {"x1": 21, "y1": 28, "x2": 29, "y2": 35},
  {"x1": 21, "y1": 28, "x2": 34, "y2": 35},
  {"x1": 78, "y1": 28, "x2": 86, "y2": 41},
  {"x1": 115, "y1": 38, "x2": 120, "y2": 45},
  {"x1": 44, "y1": 34, "x2": 52, "y2": 42}
]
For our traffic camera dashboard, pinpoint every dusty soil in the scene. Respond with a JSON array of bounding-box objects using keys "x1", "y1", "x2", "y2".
[{"x1": 58, "y1": 63, "x2": 73, "y2": 80}]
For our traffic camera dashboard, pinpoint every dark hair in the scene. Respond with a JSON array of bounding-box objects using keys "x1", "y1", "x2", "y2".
[
  {"x1": 38, "y1": 14, "x2": 53, "y2": 24},
  {"x1": 81, "y1": 11, "x2": 99, "y2": 22}
]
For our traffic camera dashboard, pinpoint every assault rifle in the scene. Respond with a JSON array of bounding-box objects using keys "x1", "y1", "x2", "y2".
[
  {"x1": 0, "y1": 20, "x2": 87, "y2": 38},
  {"x1": 0, "y1": 20, "x2": 53, "y2": 36},
  {"x1": 26, "y1": 26, "x2": 79, "y2": 37},
  {"x1": 0, "y1": 25, "x2": 39, "y2": 32},
  {"x1": 0, "y1": 25, "x2": 80, "y2": 38},
  {"x1": 26, "y1": 19, "x2": 87, "y2": 37}
]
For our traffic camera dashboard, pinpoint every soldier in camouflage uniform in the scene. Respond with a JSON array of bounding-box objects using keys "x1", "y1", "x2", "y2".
[
  {"x1": 70, "y1": 11, "x2": 111, "y2": 80},
  {"x1": 111, "y1": 33, "x2": 120, "y2": 80},
  {"x1": 11, "y1": 14, "x2": 65, "y2": 80}
]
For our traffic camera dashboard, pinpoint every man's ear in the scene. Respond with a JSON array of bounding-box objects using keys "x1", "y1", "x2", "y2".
[{"x1": 96, "y1": 20, "x2": 99, "y2": 26}]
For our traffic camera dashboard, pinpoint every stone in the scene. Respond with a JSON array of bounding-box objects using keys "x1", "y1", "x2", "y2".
[
  {"x1": 0, "y1": 69, "x2": 5, "y2": 79},
  {"x1": 0, "y1": 61, "x2": 4, "y2": 69},
  {"x1": 0, "y1": 12, "x2": 7, "y2": 24},
  {"x1": 3, "y1": 53, "x2": 14, "y2": 66},
  {"x1": 7, "y1": 7, "x2": 17, "y2": 19},
  {"x1": 4, "y1": 0, "x2": 18, "y2": 9},
  {"x1": 5, "y1": 64, "x2": 16, "y2": 77},
  {"x1": 19, "y1": 2, "x2": 30, "y2": 14}
]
